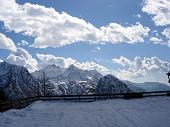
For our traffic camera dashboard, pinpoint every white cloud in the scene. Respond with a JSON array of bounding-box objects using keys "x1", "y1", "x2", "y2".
[
  {"x1": 112, "y1": 56, "x2": 169, "y2": 82},
  {"x1": 99, "y1": 22, "x2": 150, "y2": 44},
  {"x1": 112, "y1": 56, "x2": 131, "y2": 66},
  {"x1": 149, "y1": 37, "x2": 163, "y2": 44},
  {"x1": 162, "y1": 27, "x2": 170, "y2": 46},
  {"x1": 17, "y1": 40, "x2": 29, "y2": 46},
  {"x1": 0, "y1": 33, "x2": 17, "y2": 51},
  {"x1": 142, "y1": 0, "x2": 170, "y2": 26},
  {"x1": 142, "y1": 0, "x2": 170, "y2": 47},
  {"x1": 6, "y1": 48, "x2": 38, "y2": 72},
  {"x1": 36, "y1": 53, "x2": 110, "y2": 75},
  {"x1": 0, "y1": 0, "x2": 150, "y2": 48}
]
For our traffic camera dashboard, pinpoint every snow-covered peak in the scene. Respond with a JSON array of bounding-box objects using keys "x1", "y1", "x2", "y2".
[
  {"x1": 67, "y1": 64, "x2": 81, "y2": 71},
  {"x1": 62, "y1": 65, "x2": 88, "y2": 81},
  {"x1": 32, "y1": 64, "x2": 65, "y2": 79}
]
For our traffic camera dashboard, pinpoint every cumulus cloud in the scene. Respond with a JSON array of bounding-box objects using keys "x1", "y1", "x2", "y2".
[
  {"x1": 0, "y1": 0, "x2": 150, "y2": 48},
  {"x1": 6, "y1": 48, "x2": 38, "y2": 72},
  {"x1": 149, "y1": 37, "x2": 163, "y2": 44},
  {"x1": 142, "y1": 0, "x2": 170, "y2": 26},
  {"x1": 142, "y1": 0, "x2": 170, "y2": 47},
  {"x1": 0, "y1": 33, "x2": 17, "y2": 51},
  {"x1": 112, "y1": 56, "x2": 131, "y2": 66},
  {"x1": 112, "y1": 56, "x2": 169, "y2": 80},
  {"x1": 36, "y1": 53, "x2": 110, "y2": 75}
]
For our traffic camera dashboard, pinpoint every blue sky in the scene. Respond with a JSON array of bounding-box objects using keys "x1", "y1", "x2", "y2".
[{"x1": 0, "y1": 0, "x2": 170, "y2": 84}]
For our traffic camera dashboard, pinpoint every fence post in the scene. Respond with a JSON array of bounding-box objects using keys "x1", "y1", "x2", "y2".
[
  {"x1": 11, "y1": 100, "x2": 12, "y2": 109},
  {"x1": 78, "y1": 95, "x2": 80, "y2": 101}
]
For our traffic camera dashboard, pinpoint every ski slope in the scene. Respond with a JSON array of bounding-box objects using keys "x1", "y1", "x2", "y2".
[{"x1": 1, "y1": 97, "x2": 170, "y2": 127}]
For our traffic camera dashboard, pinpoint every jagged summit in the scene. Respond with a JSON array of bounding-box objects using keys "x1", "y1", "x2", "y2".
[
  {"x1": 68, "y1": 64, "x2": 78, "y2": 70},
  {"x1": 32, "y1": 64, "x2": 102, "y2": 81}
]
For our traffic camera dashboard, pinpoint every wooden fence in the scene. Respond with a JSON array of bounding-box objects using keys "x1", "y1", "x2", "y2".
[{"x1": 1, "y1": 90, "x2": 170, "y2": 112}]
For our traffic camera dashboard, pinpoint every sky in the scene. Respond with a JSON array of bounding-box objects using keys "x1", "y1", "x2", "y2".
[{"x1": 0, "y1": 0, "x2": 170, "y2": 84}]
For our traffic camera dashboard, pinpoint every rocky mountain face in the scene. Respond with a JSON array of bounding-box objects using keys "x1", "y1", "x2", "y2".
[
  {"x1": 32, "y1": 64, "x2": 102, "y2": 95},
  {"x1": 0, "y1": 61, "x2": 39, "y2": 100},
  {"x1": 96, "y1": 74, "x2": 131, "y2": 94},
  {"x1": 32, "y1": 64, "x2": 65, "y2": 80}
]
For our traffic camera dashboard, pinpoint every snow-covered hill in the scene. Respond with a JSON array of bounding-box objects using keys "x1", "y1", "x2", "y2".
[
  {"x1": 0, "y1": 61, "x2": 38, "y2": 100},
  {"x1": 97, "y1": 74, "x2": 131, "y2": 94},
  {"x1": 1, "y1": 97, "x2": 170, "y2": 127}
]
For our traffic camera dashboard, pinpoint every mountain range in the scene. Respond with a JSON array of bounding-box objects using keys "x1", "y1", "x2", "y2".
[{"x1": 0, "y1": 62, "x2": 170, "y2": 100}]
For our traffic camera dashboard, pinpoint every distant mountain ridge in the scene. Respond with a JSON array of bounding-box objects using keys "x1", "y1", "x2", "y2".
[
  {"x1": 136, "y1": 82, "x2": 170, "y2": 92},
  {"x1": 123, "y1": 81, "x2": 170, "y2": 92}
]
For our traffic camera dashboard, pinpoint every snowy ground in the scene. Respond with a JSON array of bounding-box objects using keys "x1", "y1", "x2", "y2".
[{"x1": 1, "y1": 97, "x2": 170, "y2": 127}]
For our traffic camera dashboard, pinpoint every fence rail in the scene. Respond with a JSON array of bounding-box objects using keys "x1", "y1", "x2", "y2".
[{"x1": 1, "y1": 90, "x2": 170, "y2": 112}]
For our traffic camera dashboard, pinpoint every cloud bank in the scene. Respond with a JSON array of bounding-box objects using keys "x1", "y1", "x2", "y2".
[
  {"x1": 113, "y1": 56, "x2": 169, "y2": 81},
  {"x1": 0, "y1": 0, "x2": 150, "y2": 48}
]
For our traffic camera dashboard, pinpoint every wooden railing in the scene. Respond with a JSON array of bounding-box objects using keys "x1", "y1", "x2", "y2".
[{"x1": 1, "y1": 90, "x2": 170, "y2": 112}]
